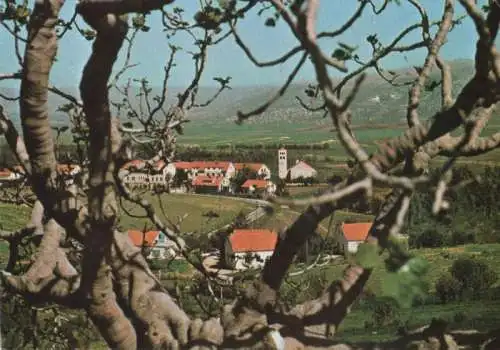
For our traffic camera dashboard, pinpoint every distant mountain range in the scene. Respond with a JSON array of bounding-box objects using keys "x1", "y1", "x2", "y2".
[{"x1": 0, "y1": 59, "x2": 485, "y2": 144}]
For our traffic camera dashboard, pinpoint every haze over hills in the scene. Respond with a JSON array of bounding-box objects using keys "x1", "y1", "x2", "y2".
[{"x1": 0, "y1": 59, "x2": 491, "y2": 146}]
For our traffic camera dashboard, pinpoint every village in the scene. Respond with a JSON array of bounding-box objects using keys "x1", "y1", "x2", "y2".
[{"x1": 0, "y1": 147, "x2": 375, "y2": 275}]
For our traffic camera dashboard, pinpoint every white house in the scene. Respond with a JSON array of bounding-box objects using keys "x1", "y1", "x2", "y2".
[
  {"x1": 338, "y1": 222, "x2": 372, "y2": 254},
  {"x1": 0, "y1": 168, "x2": 23, "y2": 184},
  {"x1": 223, "y1": 229, "x2": 278, "y2": 270},
  {"x1": 287, "y1": 160, "x2": 318, "y2": 181},
  {"x1": 173, "y1": 161, "x2": 236, "y2": 179},
  {"x1": 128, "y1": 230, "x2": 177, "y2": 260},
  {"x1": 121, "y1": 159, "x2": 176, "y2": 189},
  {"x1": 234, "y1": 163, "x2": 271, "y2": 180}
]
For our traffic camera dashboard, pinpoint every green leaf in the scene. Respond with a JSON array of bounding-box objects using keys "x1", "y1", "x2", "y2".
[
  {"x1": 265, "y1": 17, "x2": 276, "y2": 27},
  {"x1": 381, "y1": 257, "x2": 429, "y2": 308},
  {"x1": 122, "y1": 122, "x2": 134, "y2": 128},
  {"x1": 355, "y1": 243, "x2": 380, "y2": 269},
  {"x1": 338, "y1": 42, "x2": 358, "y2": 53},
  {"x1": 331, "y1": 48, "x2": 352, "y2": 61},
  {"x1": 132, "y1": 14, "x2": 147, "y2": 29}
]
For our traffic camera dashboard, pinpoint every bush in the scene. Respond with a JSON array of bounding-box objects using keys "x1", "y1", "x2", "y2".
[
  {"x1": 435, "y1": 273, "x2": 462, "y2": 303},
  {"x1": 450, "y1": 258, "x2": 498, "y2": 299},
  {"x1": 410, "y1": 228, "x2": 448, "y2": 248},
  {"x1": 451, "y1": 230, "x2": 475, "y2": 245},
  {"x1": 370, "y1": 298, "x2": 400, "y2": 327},
  {"x1": 453, "y1": 311, "x2": 468, "y2": 324}
]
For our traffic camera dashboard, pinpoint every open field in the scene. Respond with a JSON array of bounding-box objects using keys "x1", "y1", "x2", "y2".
[
  {"x1": 251, "y1": 205, "x2": 374, "y2": 236},
  {"x1": 0, "y1": 194, "x2": 256, "y2": 236},
  {"x1": 118, "y1": 193, "x2": 256, "y2": 234}
]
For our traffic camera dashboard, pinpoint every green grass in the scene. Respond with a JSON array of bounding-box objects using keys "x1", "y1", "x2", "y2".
[
  {"x1": 287, "y1": 243, "x2": 500, "y2": 343},
  {"x1": 337, "y1": 300, "x2": 500, "y2": 343},
  {"x1": 118, "y1": 193, "x2": 256, "y2": 234},
  {"x1": 0, "y1": 202, "x2": 31, "y2": 231},
  {"x1": 250, "y1": 205, "x2": 374, "y2": 236},
  {"x1": 289, "y1": 244, "x2": 500, "y2": 298}
]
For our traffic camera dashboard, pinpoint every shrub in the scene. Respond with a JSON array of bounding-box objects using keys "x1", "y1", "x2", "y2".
[
  {"x1": 435, "y1": 273, "x2": 462, "y2": 303},
  {"x1": 450, "y1": 258, "x2": 498, "y2": 298},
  {"x1": 370, "y1": 298, "x2": 400, "y2": 327},
  {"x1": 453, "y1": 311, "x2": 468, "y2": 324},
  {"x1": 413, "y1": 228, "x2": 448, "y2": 248},
  {"x1": 451, "y1": 230, "x2": 475, "y2": 245}
]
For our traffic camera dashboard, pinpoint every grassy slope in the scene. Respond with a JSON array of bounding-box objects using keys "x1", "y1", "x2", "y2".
[
  {"x1": 118, "y1": 193, "x2": 255, "y2": 234},
  {"x1": 289, "y1": 243, "x2": 500, "y2": 342},
  {"x1": 0, "y1": 194, "x2": 255, "y2": 266}
]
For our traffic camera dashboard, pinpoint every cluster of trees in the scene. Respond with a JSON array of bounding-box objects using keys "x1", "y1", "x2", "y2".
[
  {"x1": 435, "y1": 258, "x2": 498, "y2": 304},
  {"x1": 215, "y1": 142, "x2": 332, "y2": 150},
  {"x1": 406, "y1": 166, "x2": 500, "y2": 247}
]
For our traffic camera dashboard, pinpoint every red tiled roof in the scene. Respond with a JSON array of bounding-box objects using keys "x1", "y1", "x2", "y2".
[
  {"x1": 234, "y1": 163, "x2": 264, "y2": 172},
  {"x1": 292, "y1": 160, "x2": 316, "y2": 171},
  {"x1": 128, "y1": 230, "x2": 160, "y2": 247},
  {"x1": 342, "y1": 222, "x2": 372, "y2": 241},
  {"x1": 0, "y1": 169, "x2": 12, "y2": 178},
  {"x1": 229, "y1": 229, "x2": 277, "y2": 252},
  {"x1": 57, "y1": 164, "x2": 80, "y2": 174},
  {"x1": 173, "y1": 161, "x2": 232, "y2": 171},
  {"x1": 123, "y1": 159, "x2": 166, "y2": 171},
  {"x1": 241, "y1": 179, "x2": 268, "y2": 189},
  {"x1": 192, "y1": 175, "x2": 223, "y2": 187}
]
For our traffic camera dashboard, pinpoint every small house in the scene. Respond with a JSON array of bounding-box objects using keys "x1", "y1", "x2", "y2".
[
  {"x1": 120, "y1": 159, "x2": 176, "y2": 189},
  {"x1": 234, "y1": 163, "x2": 271, "y2": 180},
  {"x1": 338, "y1": 222, "x2": 372, "y2": 254},
  {"x1": 223, "y1": 229, "x2": 277, "y2": 270},
  {"x1": 241, "y1": 179, "x2": 276, "y2": 195},
  {"x1": 192, "y1": 174, "x2": 231, "y2": 194},
  {"x1": 287, "y1": 160, "x2": 317, "y2": 181},
  {"x1": 128, "y1": 230, "x2": 176, "y2": 260}
]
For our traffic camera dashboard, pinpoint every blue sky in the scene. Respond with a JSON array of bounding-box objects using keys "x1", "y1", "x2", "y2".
[{"x1": 0, "y1": 0, "x2": 487, "y2": 89}]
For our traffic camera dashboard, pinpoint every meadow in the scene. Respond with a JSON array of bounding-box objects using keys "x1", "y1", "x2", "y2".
[{"x1": 286, "y1": 243, "x2": 500, "y2": 343}]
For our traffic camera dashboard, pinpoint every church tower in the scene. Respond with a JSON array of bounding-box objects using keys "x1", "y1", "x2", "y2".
[{"x1": 278, "y1": 147, "x2": 288, "y2": 179}]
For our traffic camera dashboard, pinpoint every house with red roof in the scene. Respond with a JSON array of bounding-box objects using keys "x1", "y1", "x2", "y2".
[
  {"x1": 0, "y1": 168, "x2": 22, "y2": 184},
  {"x1": 120, "y1": 159, "x2": 176, "y2": 189},
  {"x1": 223, "y1": 229, "x2": 278, "y2": 270},
  {"x1": 338, "y1": 222, "x2": 373, "y2": 254},
  {"x1": 233, "y1": 163, "x2": 271, "y2": 180},
  {"x1": 241, "y1": 179, "x2": 276, "y2": 195},
  {"x1": 127, "y1": 230, "x2": 177, "y2": 260},
  {"x1": 173, "y1": 161, "x2": 236, "y2": 180},
  {"x1": 191, "y1": 174, "x2": 231, "y2": 194},
  {"x1": 287, "y1": 160, "x2": 318, "y2": 181}
]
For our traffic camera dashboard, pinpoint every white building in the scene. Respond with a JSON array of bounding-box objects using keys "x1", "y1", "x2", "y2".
[
  {"x1": 278, "y1": 148, "x2": 288, "y2": 179},
  {"x1": 287, "y1": 160, "x2": 318, "y2": 181},
  {"x1": 337, "y1": 222, "x2": 372, "y2": 254},
  {"x1": 120, "y1": 160, "x2": 176, "y2": 189},
  {"x1": 173, "y1": 161, "x2": 236, "y2": 180},
  {"x1": 223, "y1": 229, "x2": 278, "y2": 270}
]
